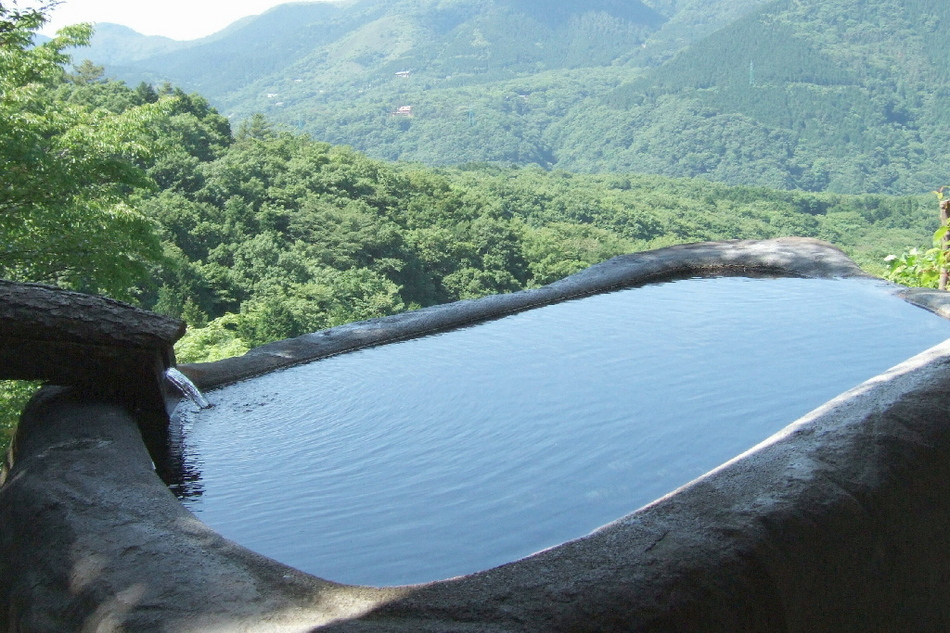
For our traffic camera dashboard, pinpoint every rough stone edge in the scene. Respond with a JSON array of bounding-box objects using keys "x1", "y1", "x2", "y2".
[
  {"x1": 0, "y1": 279, "x2": 185, "y2": 349},
  {"x1": 5, "y1": 237, "x2": 950, "y2": 631},
  {"x1": 895, "y1": 286, "x2": 950, "y2": 319},
  {"x1": 180, "y1": 237, "x2": 872, "y2": 391}
]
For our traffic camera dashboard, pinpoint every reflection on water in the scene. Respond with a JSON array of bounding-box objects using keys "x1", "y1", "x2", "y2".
[
  {"x1": 169, "y1": 277, "x2": 950, "y2": 586},
  {"x1": 165, "y1": 414, "x2": 204, "y2": 500}
]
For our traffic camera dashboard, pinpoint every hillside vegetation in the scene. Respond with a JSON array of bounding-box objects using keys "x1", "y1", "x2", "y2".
[{"x1": 84, "y1": 0, "x2": 950, "y2": 195}]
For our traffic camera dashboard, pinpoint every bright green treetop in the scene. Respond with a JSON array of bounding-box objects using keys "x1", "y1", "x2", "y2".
[{"x1": 0, "y1": 2, "x2": 170, "y2": 299}]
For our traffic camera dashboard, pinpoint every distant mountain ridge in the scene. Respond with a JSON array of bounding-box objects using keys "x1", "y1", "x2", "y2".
[
  {"x1": 92, "y1": 0, "x2": 669, "y2": 95},
  {"x1": 71, "y1": 23, "x2": 188, "y2": 63},
  {"x1": 76, "y1": 0, "x2": 950, "y2": 195}
]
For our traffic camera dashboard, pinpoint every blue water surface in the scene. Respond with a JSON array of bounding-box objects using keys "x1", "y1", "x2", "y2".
[{"x1": 173, "y1": 277, "x2": 950, "y2": 586}]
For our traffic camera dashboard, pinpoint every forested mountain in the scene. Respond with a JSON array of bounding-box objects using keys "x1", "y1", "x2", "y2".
[
  {"x1": 78, "y1": 0, "x2": 950, "y2": 195},
  {"x1": 93, "y1": 0, "x2": 666, "y2": 96},
  {"x1": 580, "y1": 0, "x2": 950, "y2": 193},
  {"x1": 71, "y1": 23, "x2": 187, "y2": 63}
]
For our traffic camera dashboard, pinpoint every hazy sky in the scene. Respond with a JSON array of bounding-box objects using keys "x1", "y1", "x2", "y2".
[{"x1": 39, "y1": 0, "x2": 333, "y2": 41}]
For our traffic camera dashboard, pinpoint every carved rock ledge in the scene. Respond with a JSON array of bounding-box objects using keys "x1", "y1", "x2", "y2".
[{"x1": 0, "y1": 279, "x2": 185, "y2": 411}]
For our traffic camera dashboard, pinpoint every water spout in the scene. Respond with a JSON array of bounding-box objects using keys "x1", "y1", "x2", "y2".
[{"x1": 165, "y1": 367, "x2": 212, "y2": 409}]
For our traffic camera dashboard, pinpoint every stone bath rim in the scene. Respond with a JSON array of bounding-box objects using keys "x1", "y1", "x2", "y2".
[{"x1": 4, "y1": 237, "x2": 950, "y2": 632}]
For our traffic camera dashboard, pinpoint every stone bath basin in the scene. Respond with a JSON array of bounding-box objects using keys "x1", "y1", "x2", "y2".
[{"x1": 3, "y1": 237, "x2": 950, "y2": 632}]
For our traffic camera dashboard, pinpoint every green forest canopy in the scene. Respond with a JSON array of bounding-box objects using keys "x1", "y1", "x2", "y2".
[{"x1": 74, "y1": 0, "x2": 950, "y2": 195}]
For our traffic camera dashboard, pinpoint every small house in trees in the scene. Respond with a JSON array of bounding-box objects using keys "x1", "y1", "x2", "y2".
[{"x1": 391, "y1": 105, "x2": 413, "y2": 117}]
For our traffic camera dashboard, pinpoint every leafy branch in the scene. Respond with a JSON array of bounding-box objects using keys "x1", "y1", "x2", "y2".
[{"x1": 884, "y1": 187, "x2": 950, "y2": 289}]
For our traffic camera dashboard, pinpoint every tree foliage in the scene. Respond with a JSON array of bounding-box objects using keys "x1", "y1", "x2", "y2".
[{"x1": 0, "y1": 2, "x2": 174, "y2": 297}]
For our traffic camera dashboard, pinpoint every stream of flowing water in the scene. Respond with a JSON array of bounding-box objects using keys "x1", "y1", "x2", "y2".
[{"x1": 165, "y1": 367, "x2": 212, "y2": 409}]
